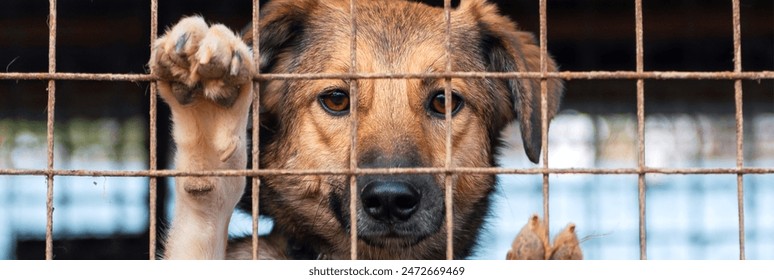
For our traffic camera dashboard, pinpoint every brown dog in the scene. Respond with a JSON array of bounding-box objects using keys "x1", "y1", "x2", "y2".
[{"x1": 149, "y1": 0, "x2": 563, "y2": 260}]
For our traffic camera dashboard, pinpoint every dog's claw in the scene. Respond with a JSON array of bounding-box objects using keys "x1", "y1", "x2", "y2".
[
  {"x1": 230, "y1": 52, "x2": 242, "y2": 77},
  {"x1": 176, "y1": 33, "x2": 189, "y2": 55}
]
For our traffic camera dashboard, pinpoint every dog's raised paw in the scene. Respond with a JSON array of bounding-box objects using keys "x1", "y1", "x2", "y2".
[{"x1": 150, "y1": 16, "x2": 254, "y2": 108}]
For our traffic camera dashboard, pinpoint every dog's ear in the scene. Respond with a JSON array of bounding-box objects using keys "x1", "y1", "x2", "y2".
[
  {"x1": 241, "y1": 0, "x2": 318, "y2": 113},
  {"x1": 242, "y1": 0, "x2": 317, "y2": 72},
  {"x1": 460, "y1": 0, "x2": 564, "y2": 163}
]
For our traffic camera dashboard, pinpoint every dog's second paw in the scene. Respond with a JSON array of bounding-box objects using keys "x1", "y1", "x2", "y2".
[
  {"x1": 549, "y1": 224, "x2": 583, "y2": 260},
  {"x1": 506, "y1": 215, "x2": 584, "y2": 260},
  {"x1": 506, "y1": 214, "x2": 549, "y2": 260},
  {"x1": 150, "y1": 16, "x2": 254, "y2": 108}
]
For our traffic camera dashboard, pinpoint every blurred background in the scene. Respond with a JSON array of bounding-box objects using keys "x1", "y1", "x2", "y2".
[{"x1": 0, "y1": 0, "x2": 771, "y2": 260}]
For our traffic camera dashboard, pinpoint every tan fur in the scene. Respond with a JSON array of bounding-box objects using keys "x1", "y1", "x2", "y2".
[
  {"x1": 549, "y1": 224, "x2": 584, "y2": 260},
  {"x1": 150, "y1": 0, "x2": 565, "y2": 260},
  {"x1": 506, "y1": 214, "x2": 549, "y2": 260}
]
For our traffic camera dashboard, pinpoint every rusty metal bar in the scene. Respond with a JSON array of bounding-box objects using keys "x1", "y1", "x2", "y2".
[
  {"x1": 731, "y1": 0, "x2": 746, "y2": 260},
  {"x1": 45, "y1": 0, "x2": 57, "y2": 261},
  {"x1": 255, "y1": 71, "x2": 774, "y2": 80},
  {"x1": 2, "y1": 71, "x2": 773, "y2": 82},
  {"x1": 0, "y1": 72, "x2": 154, "y2": 81},
  {"x1": 443, "y1": 0, "x2": 454, "y2": 260},
  {"x1": 3, "y1": 167, "x2": 774, "y2": 177},
  {"x1": 539, "y1": 0, "x2": 551, "y2": 243},
  {"x1": 148, "y1": 0, "x2": 159, "y2": 261},
  {"x1": 348, "y1": 0, "x2": 359, "y2": 260},
  {"x1": 635, "y1": 0, "x2": 648, "y2": 261},
  {"x1": 251, "y1": 0, "x2": 262, "y2": 261}
]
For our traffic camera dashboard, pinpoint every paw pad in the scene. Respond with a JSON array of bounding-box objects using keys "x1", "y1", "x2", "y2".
[{"x1": 182, "y1": 177, "x2": 216, "y2": 196}]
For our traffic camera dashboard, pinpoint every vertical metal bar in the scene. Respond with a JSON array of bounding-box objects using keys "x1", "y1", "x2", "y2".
[
  {"x1": 442, "y1": 0, "x2": 454, "y2": 260},
  {"x1": 348, "y1": 0, "x2": 359, "y2": 260},
  {"x1": 45, "y1": 0, "x2": 57, "y2": 261},
  {"x1": 635, "y1": 0, "x2": 648, "y2": 260},
  {"x1": 538, "y1": 0, "x2": 550, "y2": 240},
  {"x1": 731, "y1": 0, "x2": 746, "y2": 260},
  {"x1": 148, "y1": 0, "x2": 159, "y2": 261},
  {"x1": 251, "y1": 0, "x2": 262, "y2": 261}
]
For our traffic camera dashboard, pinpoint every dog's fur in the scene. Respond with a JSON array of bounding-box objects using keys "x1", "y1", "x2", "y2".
[{"x1": 149, "y1": 0, "x2": 563, "y2": 260}]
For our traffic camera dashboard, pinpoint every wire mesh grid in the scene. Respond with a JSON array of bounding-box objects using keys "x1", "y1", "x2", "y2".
[{"x1": 0, "y1": 0, "x2": 772, "y2": 260}]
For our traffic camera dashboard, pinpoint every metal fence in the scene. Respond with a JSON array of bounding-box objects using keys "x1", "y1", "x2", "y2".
[{"x1": 0, "y1": 0, "x2": 772, "y2": 260}]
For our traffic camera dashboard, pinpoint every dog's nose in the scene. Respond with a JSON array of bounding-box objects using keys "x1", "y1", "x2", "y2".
[{"x1": 361, "y1": 181, "x2": 420, "y2": 222}]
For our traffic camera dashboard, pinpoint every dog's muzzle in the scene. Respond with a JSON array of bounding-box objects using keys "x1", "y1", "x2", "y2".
[
  {"x1": 352, "y1": 174, "x2": 444, "y2": 247},
  {"x1": 331, "y1": 149, "x2": 445, "y2": 247}
]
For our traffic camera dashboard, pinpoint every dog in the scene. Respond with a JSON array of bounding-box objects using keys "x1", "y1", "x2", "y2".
[{"x1": 149, "y1": 0, "x2": 564, "y2": 260}]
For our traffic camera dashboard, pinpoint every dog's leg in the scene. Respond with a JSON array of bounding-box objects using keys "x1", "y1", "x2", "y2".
[{"x1": 149, "y1": 16, "x2": 254, "y2": 259}]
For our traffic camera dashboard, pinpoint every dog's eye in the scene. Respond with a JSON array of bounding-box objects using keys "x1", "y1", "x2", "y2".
[
  {"x1": 428, "y1": 91, "x2": 464, "y2": 117},
  {"x1": 318, "y1": 90, "x2": 350, "y2": 115}
]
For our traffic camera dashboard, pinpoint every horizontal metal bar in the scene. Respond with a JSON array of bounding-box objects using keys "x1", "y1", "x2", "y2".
[
  {"x1": 2, "y1": 167, "x2": 772, "y2": 177},
  {"x1": 1, "y1": 71, "x2": 773, "y2": 82},
  {"x1": 0, "y1": 72, "x2": 155, "y2": 82}
]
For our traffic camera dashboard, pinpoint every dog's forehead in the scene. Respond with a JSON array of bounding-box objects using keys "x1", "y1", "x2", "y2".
[{"x1": 304, "y1": 0, "x2": 481, "y2": 70}]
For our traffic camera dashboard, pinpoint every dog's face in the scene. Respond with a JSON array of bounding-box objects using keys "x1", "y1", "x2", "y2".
[{"x1": 252, "y1": 0, "x2": 562, "y2": 259}]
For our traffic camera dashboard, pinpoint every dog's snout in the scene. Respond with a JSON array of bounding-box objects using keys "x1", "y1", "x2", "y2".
[{"x1": 361, "y1": 181, "x2": 420, "y2": 222}]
